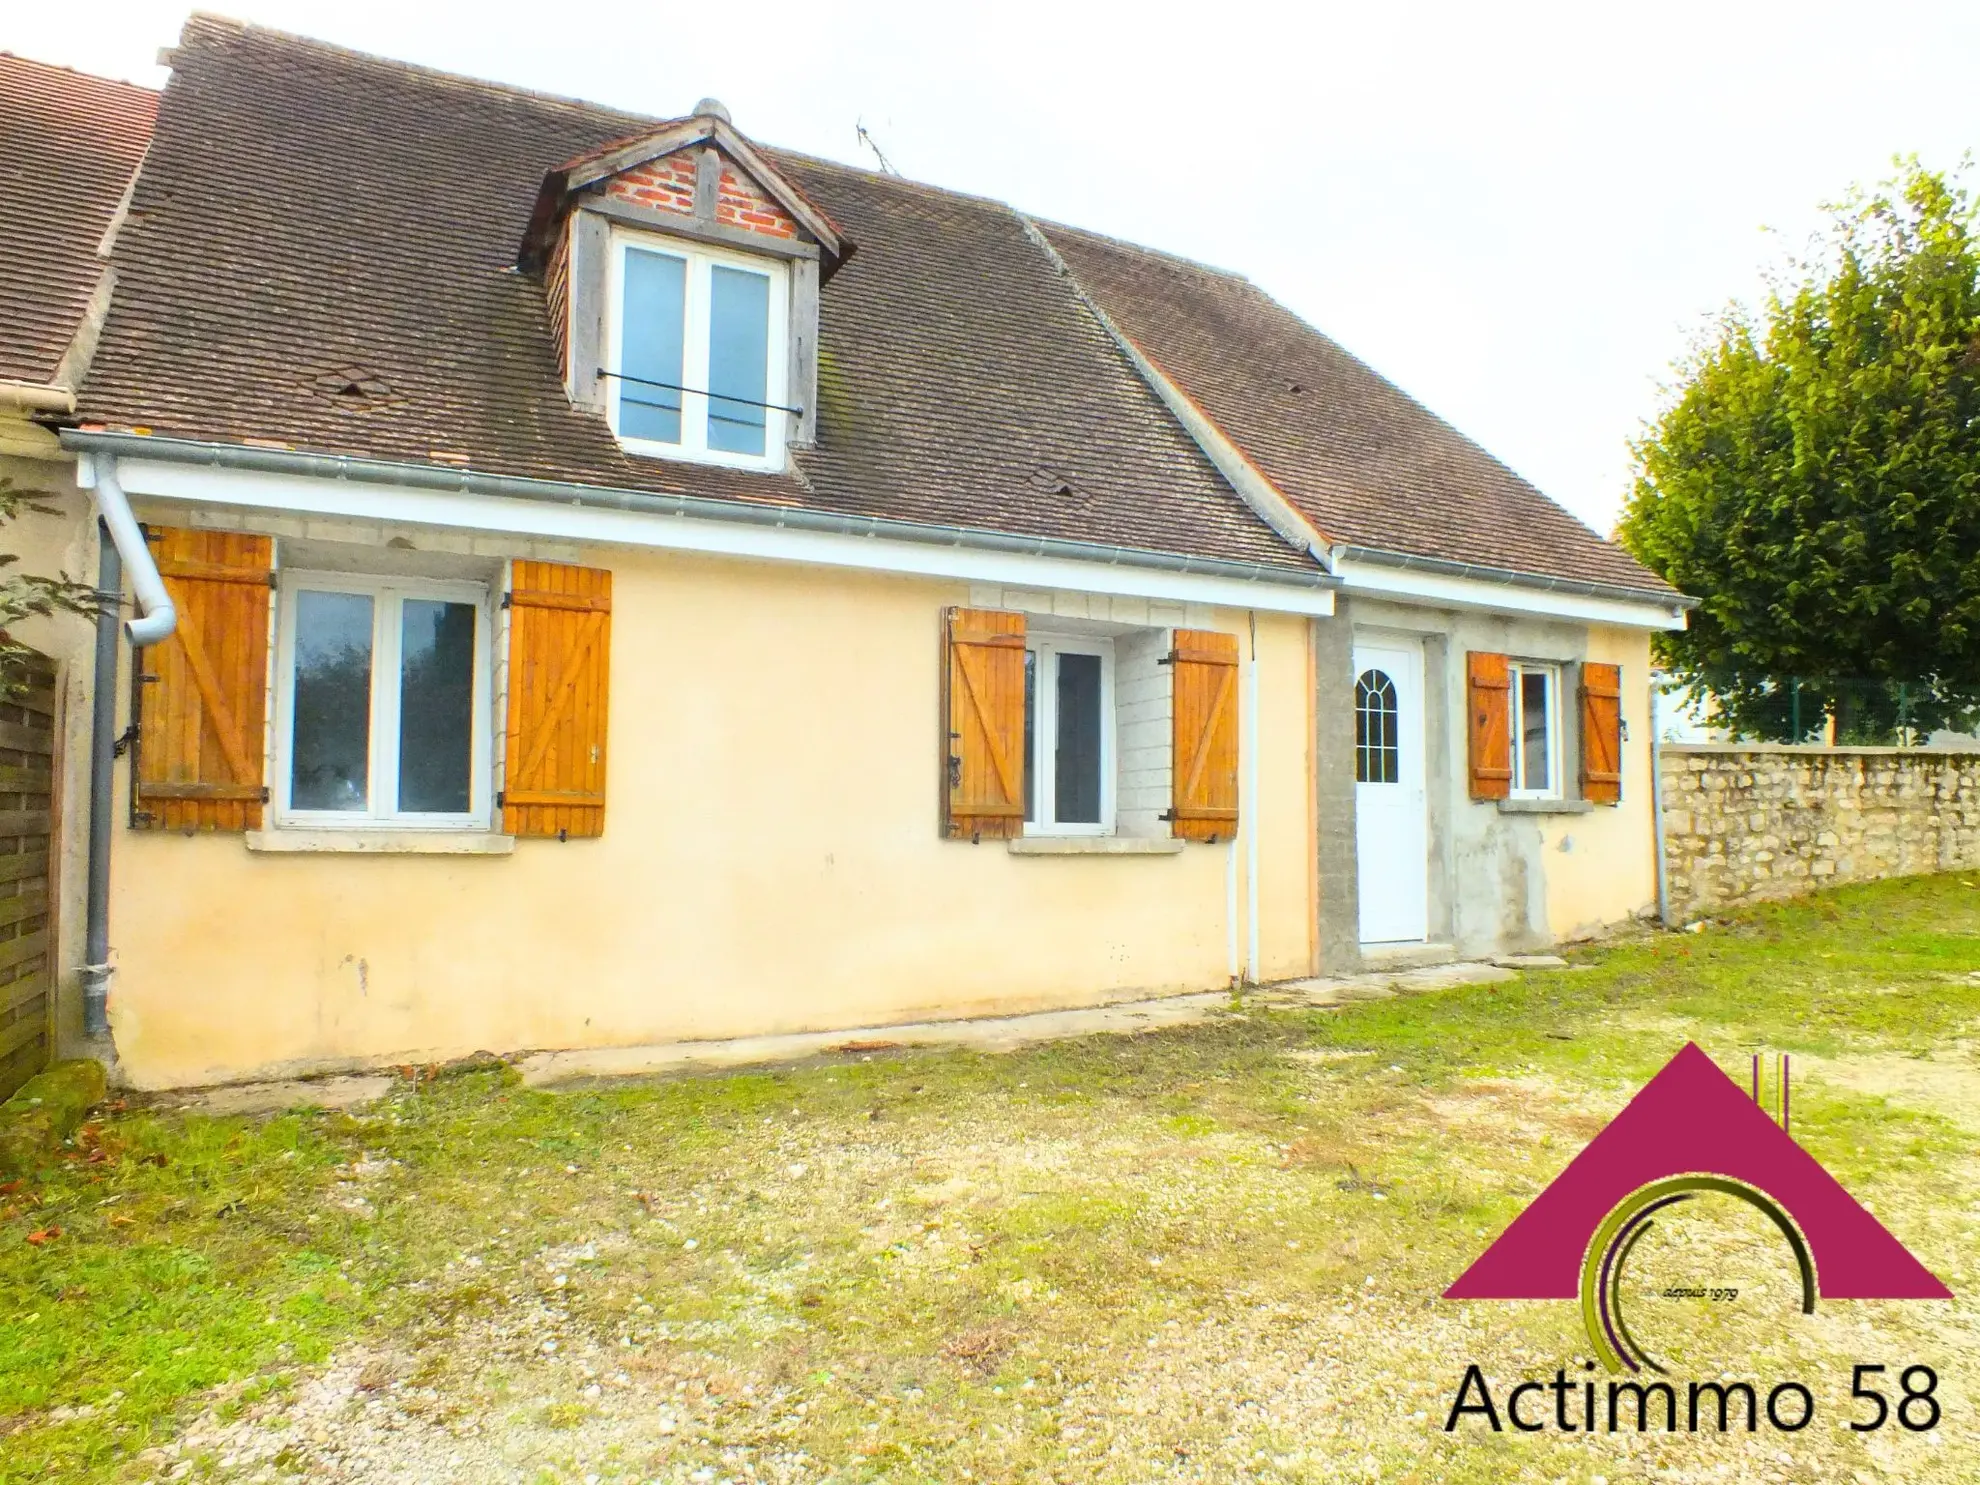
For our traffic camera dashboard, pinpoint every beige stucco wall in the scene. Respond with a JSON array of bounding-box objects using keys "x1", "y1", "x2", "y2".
[
  {"x1": 102, "y1": 530, "x2": 1318, "y2": 1088},
  {"x1": 1, "y1": 445, "x2": 98, "y2": 1058},
  {"x1": 1536, "y1": 623, "x2": 1658, "y2": 940}
]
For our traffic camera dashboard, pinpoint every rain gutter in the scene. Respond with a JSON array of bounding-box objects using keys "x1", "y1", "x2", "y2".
[{"x1": 62, "y1": 431, "x2": 1340, "y2": 595}]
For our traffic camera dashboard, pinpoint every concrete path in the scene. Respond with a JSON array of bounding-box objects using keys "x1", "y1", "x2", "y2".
[
  {"x1": 515, "y1": 961, "x2": 1517, "y2": 1088},
  {"x1": 165, "y1": 960, "x2": 1525, "y2": 1110},
  {"x1": 167, "y1": 1075, "x2": 399, "y2": 1117}
]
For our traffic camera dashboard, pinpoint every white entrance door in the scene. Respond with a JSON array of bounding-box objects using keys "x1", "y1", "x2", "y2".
[{"x1": 1354, "y1": 639, "x2": 1429, "y2": 944}]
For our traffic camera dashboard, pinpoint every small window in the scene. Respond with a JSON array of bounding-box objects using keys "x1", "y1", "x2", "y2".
[
  {"x1": 275, "y1": 573, "x2": 493, "y2": 827},
  {"x1": 607, "y1": 229, "x2": 790, "y2": 471},
  {"x1": 1508, "y1": 661, "x2": 1560, "y2": 797},
  {"x1": 1022, "y1": 636, "x2": 1114, "y2": 834},
  {"x1": 1354, "y1": 669, "x2": 1399, "y2": 784}
]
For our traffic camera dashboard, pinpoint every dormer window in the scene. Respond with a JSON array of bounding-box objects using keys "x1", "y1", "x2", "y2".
[
  {"x1": 606, "y1": 229, "x2": 791, "y2": 470},
  {"x1": 519, "y1": 100, "x2": 850, "y2": 478}
]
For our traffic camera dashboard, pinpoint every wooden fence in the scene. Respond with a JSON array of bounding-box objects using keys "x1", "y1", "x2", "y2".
[{"x1": 0, "y1": 648, "x2": 57, "y2": 1101}]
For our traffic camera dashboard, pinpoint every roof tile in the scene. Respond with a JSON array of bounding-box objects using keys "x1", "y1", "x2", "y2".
[
  {"x1": 77, "y1": 18, "x2": 1310, "y2": 573},
  {"x1": 1040, "y1": 223, "x2": 1674, "y2": 595},
  {"x1": 0, "y1": 54, "x2": 156, "y2": 385}
]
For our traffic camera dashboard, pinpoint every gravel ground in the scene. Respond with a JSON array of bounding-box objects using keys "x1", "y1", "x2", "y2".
[{"x1": 135, "y1": 1049, "x2": 1980, "y2": 1485}]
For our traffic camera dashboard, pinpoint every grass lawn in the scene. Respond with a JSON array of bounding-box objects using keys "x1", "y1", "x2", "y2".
[{"x1": 5, "y1": 873, "x2": 1980, "y2": 1482}]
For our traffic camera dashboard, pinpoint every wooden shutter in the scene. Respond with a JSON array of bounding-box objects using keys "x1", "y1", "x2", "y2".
[
  {"x1": 1168, "y1": 629, "x2": 1239, "y2": 842},
  {"x1": 1580, "y1": 661, "x2": 1623, "y2": 805},
  {"x1": 134, "y1": 528, "x2": 273, "y2": 831},
  {"x1": 503, "y1": 561, "x2": 611, "y2": 839},
  {"x1": 942, "y1": 607, "x2": 1027, "y2": 840},
  {"x1": 1466, "y1": 651, "x2": 1513, "y2": 801}
]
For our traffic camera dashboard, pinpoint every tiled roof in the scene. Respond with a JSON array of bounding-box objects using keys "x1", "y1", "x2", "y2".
[
  {"x1": 78, "y1": 17, "x2": 1312, "y2": 574},
  {"x1": 0, "y1": 54, "x2": 156, "y2": 386},
  {"x1": 1040, "y1": 224, "x2": 1676, "y2": 596},
  {"x1": 75, "y1": 17, "x2": 1669, "y2": 597}
]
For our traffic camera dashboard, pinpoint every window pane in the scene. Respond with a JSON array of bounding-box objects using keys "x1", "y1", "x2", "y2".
[
  {"x1": 1355, "y1": 669, "x2": 1399, "y2": 785},
  {"x1": 707, "y1": 265, "x2": 770, "y2": 455},
  {"x1": 1520, "y1": 670, "x2": 1551, "y2": 791},
  {"x1": 398, "y1": 599, "x2": 476, "y2": 814},
  {"x1": 291, "y1": 590, "x2": 374, "y2": 811},
  {"x1": 1023, "y1": 648, "x2": 1037, "y2": 823},
  {"x1": 621, "y1": 248, "x2": 686, "y2": 443},
  {"x1": 1055, "y1": 652, "x2": 1103, "y2": 824}
]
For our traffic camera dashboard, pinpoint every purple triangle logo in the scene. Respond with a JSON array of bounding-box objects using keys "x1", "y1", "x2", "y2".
[{"x1": 1445, "y1": 1043, "x2": 1949, "y2": 1371}]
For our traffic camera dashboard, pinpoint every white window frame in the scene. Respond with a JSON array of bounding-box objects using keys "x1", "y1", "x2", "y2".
[
  {"x1": 1507, "y1": 659, "x2": 1562, "y2": 799},
  {"x1": 1024, "y1": 634, "x2": 1116, "y2": 837},
  {"x1": 272, "y1": 571, "x2": 496, "y2": 830},
  {"x1": 604, "y1": 226, "x2": 791, "y2": 473}
]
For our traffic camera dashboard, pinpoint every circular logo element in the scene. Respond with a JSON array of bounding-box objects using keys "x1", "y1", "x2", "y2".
[{"x1": 1579, "y1": 1175, "x2": 1817, "y2": 1373}]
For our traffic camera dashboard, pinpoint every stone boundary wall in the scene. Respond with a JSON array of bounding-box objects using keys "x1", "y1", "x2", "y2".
[{"x1": 1661, "y1": 745, "x2": 1980, "y2": 917}]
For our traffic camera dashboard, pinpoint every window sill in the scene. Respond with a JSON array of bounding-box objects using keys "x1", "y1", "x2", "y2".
[
  {"x1": 245, "y1": 829, "x2": 516, "y2": 855},
  {"x1": 1497, "y1": 798, "x2": 1595, "y2": 816},
  {"x1": 1007, "y1": 836, "x2": 1185, "y2": 856}
]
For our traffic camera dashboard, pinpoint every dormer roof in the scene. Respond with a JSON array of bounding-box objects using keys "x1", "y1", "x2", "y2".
[{"x1": 517, "y1": 104, "x2": 851, "y2": 275}]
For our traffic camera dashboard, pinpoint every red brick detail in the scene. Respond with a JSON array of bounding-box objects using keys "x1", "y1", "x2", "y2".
[
  {"x1": 602, "y1": 151, "x2": 698, "y2": 218},
  {"x1": 714, "y1": 160, "x2": 799, "y2": 239},
  {"x1": 599, "y1": 147, "x2": 801, "y2": 242}
]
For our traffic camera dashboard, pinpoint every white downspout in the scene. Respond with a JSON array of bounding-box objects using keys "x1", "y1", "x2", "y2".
[
  {"x1": 1244, "y1": 613, "x2": 1261, "y2": 984},
  {"x1": 1226, "y1": 836, "x2": 1240, "y2": 989},
  {"x1": 91, "y1": 455, "x2": 176, "y2": 644},
  {"x1": 1650, "y1": 675, "x2": 1671, "y2": 927},
  {"x1": 78, "y1": 453, "x2": 178, "y2": 1041}
]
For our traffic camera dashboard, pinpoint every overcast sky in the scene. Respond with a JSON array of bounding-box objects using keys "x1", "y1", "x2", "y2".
[{"x1": 11, "y1": 2, "x2": 1978, "y2": 536}]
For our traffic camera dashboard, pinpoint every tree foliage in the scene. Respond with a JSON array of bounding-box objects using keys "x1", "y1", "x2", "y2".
[
  {"x1": 1621, "y1": 162, "x2": 1980, "y2": 741},
  {"x1": 0, "y1": 476, "x2": 102, "y2": 697}
]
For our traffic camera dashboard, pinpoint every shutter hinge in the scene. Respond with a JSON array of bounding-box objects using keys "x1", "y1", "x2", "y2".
[
  {"x1": 1619, "y1": 719, "x2": 1630, "y2": 742},
  {"x1": 261, "y1": 787, "x2": 271, "y2": 803},
  {"x1": 111, "y1": 723, "x2": 141, "y2": 758},
  {"x1": 495, "y1": 790, "x2": 505, "y2": 809},
  {"x1": 500, "y1": 591, "x2": 513, "y2": 610}
]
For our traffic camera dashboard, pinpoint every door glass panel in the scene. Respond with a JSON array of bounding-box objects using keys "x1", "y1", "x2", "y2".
[
  {"x1": 621, "y1": 247, "x2": 687, "y2": 443},
  {"x1": 1055, "y1": 652, "x2": 1102, "y2": 824},
  {"x1": 707, "y1": 265, "x2": 770, "y2": 455},
  {"x1": 398, "y1": 599, "x2": 477, "y2": 814},
  {"x1": 1355, "y1": 669, "x2": 1399, "y2": 784},
  {"x1": 1520, "y1": 670, "x2": 1552, "y2": 791},
  {"x1": 290, "y1": 590, "x2": 374, "y2": 811}
]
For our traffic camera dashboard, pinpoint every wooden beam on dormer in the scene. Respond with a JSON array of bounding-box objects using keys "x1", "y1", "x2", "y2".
[
  {"x1": 562, "y1": 118, "x2": 716, "y2": 192},
  {"x1": 693, "y1": 148, "x2": 719, "y2": 222},
  {"x1": 520, "y1": 111, "x2": 852, "y2": 278},
  {"x1": 699, "y1": 121, "x2": 847, "y2": 261}
]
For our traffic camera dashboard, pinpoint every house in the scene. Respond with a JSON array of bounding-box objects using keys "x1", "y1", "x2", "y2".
[{"x1": 7, "y1": 18, "x2": 1689, "y2": 1090}]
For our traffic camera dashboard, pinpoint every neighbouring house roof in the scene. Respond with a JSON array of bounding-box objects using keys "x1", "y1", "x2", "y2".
[
  {"x1": 75, "y1": 16, "x2": 1668, "y2": 598},
  {"x1": 0, "y1": 54, "x2": 157, "y2": 387},
  {"x1": 1039, "y1": 224, "x2": 1676, "y2": 596}
]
